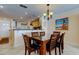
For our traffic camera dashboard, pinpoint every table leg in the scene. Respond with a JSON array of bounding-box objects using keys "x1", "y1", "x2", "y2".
[{"x1": 40, "y1": 41, "x2": 46, "y2": 55}]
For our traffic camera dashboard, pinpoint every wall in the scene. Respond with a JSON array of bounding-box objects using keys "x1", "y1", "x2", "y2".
[
  {"x1": 53, "y1": 14, "x2": 79, "y2": 47},
  {"x1": 65, "y1": 15, "x2": 79, "y2": 47},
  {"x1": 16, "y1": 21, "x2": 28, "y2": 29}
]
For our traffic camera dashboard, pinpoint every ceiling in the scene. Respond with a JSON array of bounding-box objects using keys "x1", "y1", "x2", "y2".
[
  {"x1": 0, "y1": 4, "x2": 79, "y2": 20},
  {"x1": 0, "y1": 4, "x2": 55, "y2": 20}
]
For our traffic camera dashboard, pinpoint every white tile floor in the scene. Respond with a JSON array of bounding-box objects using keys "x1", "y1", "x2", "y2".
[{"x1": 0, "y1": 43, "x2": 79, "y2": 55}]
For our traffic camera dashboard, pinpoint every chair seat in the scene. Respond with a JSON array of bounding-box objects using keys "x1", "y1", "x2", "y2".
[
  {"x1": 22, "y1": 34, "x2": 40, "y2": 55},
  {"x1": 31, "y1": 38, "x2": 40, "y2": 49}
]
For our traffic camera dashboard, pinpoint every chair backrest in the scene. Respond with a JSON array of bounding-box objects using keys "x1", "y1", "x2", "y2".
[
  {"x1": 60, "y1": 32, "x2": 65, "y2": 44},
  {"x1": 40, "y1": 32, "x2": 45, "y2": 36},
  {"x1": 53, "y1": 31, "x2": 60, "y2": 37},
  {"x1": 53, "y1": 31, "x2": 60, "y2": 42},
  {"x1": 22, "y1": 34, "x2": 30, "y2": 48},
  {"x1": 49, "y1": 34, "x2": 59, "y2": 50},
  {"x1": 31, "y1": 32, "x2": 40, "y2": 40},
  {"x1": 31, "y1": 32, "x2": 39, "y2": 37}
]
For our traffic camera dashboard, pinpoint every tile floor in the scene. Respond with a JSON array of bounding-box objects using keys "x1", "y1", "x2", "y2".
[{"x1": 0, "y1": 43, "x2": 79, "y2": 55}]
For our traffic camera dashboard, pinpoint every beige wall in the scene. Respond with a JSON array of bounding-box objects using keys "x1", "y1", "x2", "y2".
[
  {"x1": 52, "y1": 7, "x2": 79, "y2": 47},
  {"x1": 65, "y1": 15, "x2": 79, "y2": 47},
  {"x1": 52, "y1": 15, "x2": 79, "y2": 47}
]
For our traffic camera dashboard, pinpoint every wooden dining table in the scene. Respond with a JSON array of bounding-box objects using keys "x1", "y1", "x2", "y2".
[
  {"x1": 31, "y1": 37, "x2": 49, "y2": 55},
  {"x1": 39, "y1": 39, "x2": 49, "y2": 55}
]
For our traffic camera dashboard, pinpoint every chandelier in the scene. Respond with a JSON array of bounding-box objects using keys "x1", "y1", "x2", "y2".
[{"x1": 43, "y1": 4, "x2": 53, "y2": 20}]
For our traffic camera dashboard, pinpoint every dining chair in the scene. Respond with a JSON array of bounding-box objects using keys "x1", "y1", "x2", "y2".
[
  {"x1": 53, "y1": 31, "x2": 60, "y2": 43},
  {"x1": 61, "y1": 32, "x2": 65, "y2": 53},
  {"x1": 46, "y1": 34, "x2": 58, "y2": 55},
  {"x1": 60, "y1": 32, "x2": 65, "y2": 53},
  {"x1": 31, "y1": 32, "x2": 40, "y2": 40},
  {"x1": 31, "y1": 32, "x2": 41, "y2": 53},
  {"x1": 40, "y1": 32, "x2": 45, "y2": 36},
  {"x1": 53, "y1": 31, "x2": 61, "y2": 55},
  {"x1": 55, "y1": 32, "x2": 65, "y2": 55},
  {"x1": 22, "y1": 34, "x2": 40, "y2": 55},
  {"x1": 46, "y1": 31, "x2": 60, "y2": 55},
  {"x1": 39, "y1": 32, "x2": 45, "y2": 40},
  {"x1": 53, "y1": 31, "x2": 60, "y2": 36}
]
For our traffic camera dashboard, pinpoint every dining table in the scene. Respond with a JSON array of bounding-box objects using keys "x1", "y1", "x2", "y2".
[
  {"x1": 31, "y1": 37, "x2": 49, "y2": 55},
  {"x1": 39, "y1": 39, "x2": 49, "y2": 55}
]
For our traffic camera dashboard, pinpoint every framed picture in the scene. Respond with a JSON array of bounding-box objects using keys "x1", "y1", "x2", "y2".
[{"x1": 55, "y1": 17, "x2": 68, "y2": 30}]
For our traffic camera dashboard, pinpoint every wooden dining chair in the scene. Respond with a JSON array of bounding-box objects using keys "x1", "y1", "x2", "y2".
[
  {"x1": 53, "y1": 31, "x2": 60, "y2": 36},
  {"x1": 31, "y1": 32, "x2": 40, "y2": 40},
  {"x1": 55, "y1": 32, "x2": 65, "y2": 55},
  {"x1": 31, "y1": 32, "x2": 39, "y2": 36},
  {"x1": 46, "y1": 31, "x2": 60, "y2": 55},
  {"x1": 60, "y1": 32, "x2": 65, "y2": 53},
  {"x1": 62, "y1": 33, "x2": 65, "y2": 53},
  {"x1": 31, "y1": 32, "x2": 40, "y2": 46},
  {"x1": 31, "y1": 32, "x2": 40, "y2": 53},
  {"x1": 22, "y1": 34, "x2": 40, "y2": 55},
  {"x1": 46, "y1": 34, "x2": 59, "y2": 55},
  {"x1": 40, "y1": 32, "x2": 45, "y2": 36},
  {"x1": 39, "y1": 32, "x2": 45, "y2": 40},
  {"x1": 53, "y1": 31, "x2": 60, "y2": 43}
]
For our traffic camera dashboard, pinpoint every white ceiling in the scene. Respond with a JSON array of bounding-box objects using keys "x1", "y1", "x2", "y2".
[
  {"x1": 0, "y1": 4, "x2": 79, "y2": 20},
  {"x1": 0, "y1": 4, "x2": 60, "y2": 20}
]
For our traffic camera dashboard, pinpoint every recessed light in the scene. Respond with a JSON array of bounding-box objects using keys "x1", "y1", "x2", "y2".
[
  {"x1": 0, "y1": 5, "x2": 4, "y2": 8},
  {"x1": 25, "y1": 12, "x2": 28, "y2": 15}
]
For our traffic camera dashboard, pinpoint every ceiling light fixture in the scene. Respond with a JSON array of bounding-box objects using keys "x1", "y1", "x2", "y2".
[
  {"x1": 43, "y1": 13, "x2": 47, "y2": 16},
  {"x1": 43, "y1": 4, "x2": 53, "y2": 20}
]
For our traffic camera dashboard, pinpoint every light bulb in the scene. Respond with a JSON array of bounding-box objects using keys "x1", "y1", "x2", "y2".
[
  {"x1": 43, "y1": 13, "x2": 47, "y2": 16},
  {"x1": 50, "y1": 12, "x2": 53, "y2": 15},
  {"x1": 25, "y1": 12, "x2": 28, "y2": 15}
]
